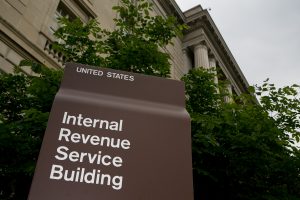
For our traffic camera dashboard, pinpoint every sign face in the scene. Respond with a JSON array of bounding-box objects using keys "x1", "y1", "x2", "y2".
[{"x1": 28, "y1": 63, "x2": 193, "y2": 200}]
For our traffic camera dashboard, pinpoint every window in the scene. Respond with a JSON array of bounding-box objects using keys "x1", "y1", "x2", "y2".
[
  {"x1": 50, "y1": 1, "x2": 77, "y2": 34},
  {"x1": 55, "y1": 1, "x2": 77, "y2": 20},
  {"x1": 49, "y1": 0, "x2": 96, "y2": 34}
]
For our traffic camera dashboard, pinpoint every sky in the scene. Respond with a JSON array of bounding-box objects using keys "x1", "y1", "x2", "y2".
[{"x1": 175, "y1": 0, "x2": 300, "y2": 88}]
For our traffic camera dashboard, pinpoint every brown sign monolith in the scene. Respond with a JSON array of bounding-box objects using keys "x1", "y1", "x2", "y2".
[{"x1": 27, "y1": 63, "x2": 193, "y2": 200}]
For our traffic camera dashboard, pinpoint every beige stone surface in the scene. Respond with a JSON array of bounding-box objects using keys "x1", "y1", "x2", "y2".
[
  {"x1": 0, "y1": 57, "x2": 15, "y2": 73},
  {"x1": 0, "y1": 0, "x2": 250, "y2": 94}
]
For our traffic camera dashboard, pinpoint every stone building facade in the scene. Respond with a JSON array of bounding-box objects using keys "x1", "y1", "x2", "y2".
[{"x1": 0, "y1": 0, "x2": 249, "y2": 95}]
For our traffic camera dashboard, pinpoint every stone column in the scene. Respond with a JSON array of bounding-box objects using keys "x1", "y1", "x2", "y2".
[
  {"x1": 209, "y1": 57, "x2": 218, "y2": 84},
  {"x1": 209, "y1": 57, "x2": 219, "y2": 93},
  {"x1": 194, "y1": 44, "x2": 209, "y2": 69},
  {"x1": 225, "y1": 83, "x2": 233, "y2": 103},
  {"x1": 182, "y1": 48, "x2": 190, "y2": 74}
]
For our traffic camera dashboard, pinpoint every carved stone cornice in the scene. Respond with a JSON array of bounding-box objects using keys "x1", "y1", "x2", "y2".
[
  {"x1": 156, "y1": 0, "x2": 185, "y2": 23},
  {"x1": 183, "y1": 8, "x2": 250, "y2": 94}
]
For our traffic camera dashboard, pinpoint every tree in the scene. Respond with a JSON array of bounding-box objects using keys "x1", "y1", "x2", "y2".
[
  {"x1": 255, "y1": 81, "x2": 300, "y2": 144},
  {"x1": 0, "y1": 64, "x2": 62, "y2": 200},
  {"x1": 53, "y1": 0, "x2": 185, "y2": 77},
  {"x1": 182, "y1": 68, "x2": 300, "y2": 200},
  {"x1": 0, "y1": 0, "x2": 185, "y2": 199}
]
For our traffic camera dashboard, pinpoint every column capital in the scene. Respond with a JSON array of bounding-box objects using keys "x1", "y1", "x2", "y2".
[{"x1": 194, "y1": 43, "x2": 207, "y2": 51}]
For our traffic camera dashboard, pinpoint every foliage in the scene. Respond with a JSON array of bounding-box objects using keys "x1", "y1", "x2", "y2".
[
  {"x1": 53, "y1": 18, "x2": 106, "y2": 66},
  {"x1": 0, "y1": 0, "x2": 184, "y2": 199},
  {"x1": 181, "y1": 68, "x2": 221, "y2": 162},
  {"x1": 0, "y1": 62, "x2": 63, "y2": 199},
  {"x1": 106, "y1": 0, "x2": 186, "y2": 76},
  {"x1": 53, "y1": 0, "x2": 186, "y2": 77},
  {"x1": 2, "y1": 0, "x2": 300, "y2": 199},
  {"x1": 182, "y1": 68, "x2": 300, "y2": 200},
  {"x1": 254, "y1": 80, "x2": 300, "y2": 144},
  {"x1": 181, "y1": 68, "x2": 220, "y2": 115}
]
